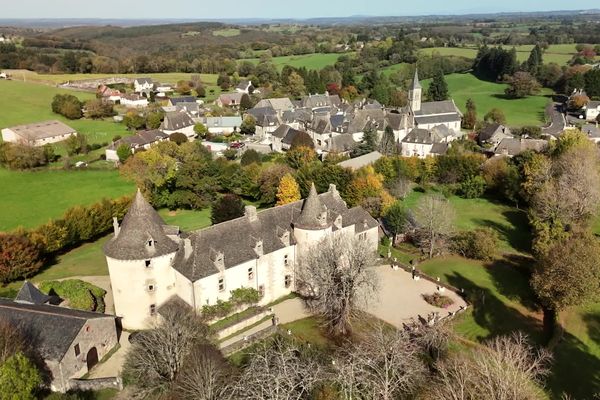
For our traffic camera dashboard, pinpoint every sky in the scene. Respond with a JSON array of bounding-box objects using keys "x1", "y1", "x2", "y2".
[{"x1": 0, "y1": 0, "x2": 584, "y2": 19}]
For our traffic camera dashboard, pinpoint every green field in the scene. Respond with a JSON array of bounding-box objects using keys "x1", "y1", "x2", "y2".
[
  {"x1": 240, "y1": 53, "x2": 346, "y2": 71},
  {"x1": 212, "y1": 28, "x2": 241, "y2": 37},
  {"x1": 423, "y1": 73, "x2": 553, "y2": 127},
  {"x1": 0, "y1": 169, "x2": 134, "y2": 231},
  {"x1": 420, "y1": 44, "x2": 600, "y2": 65}
]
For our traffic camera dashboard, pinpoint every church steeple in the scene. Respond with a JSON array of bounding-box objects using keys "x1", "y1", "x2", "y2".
[{"x1": 409, "y1": 69, "x2": 422, "y2": 112}]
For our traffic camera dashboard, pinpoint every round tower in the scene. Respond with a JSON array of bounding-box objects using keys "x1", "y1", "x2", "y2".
[
  {"x1": 103, "y1": 190, "x2": 179, "y2": 330},
  {"x1": 293, "y1": 183, "x2": 332, "y2": 254}
]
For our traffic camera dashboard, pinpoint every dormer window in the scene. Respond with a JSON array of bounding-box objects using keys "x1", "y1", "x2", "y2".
[
  {"x1": 145, "y1": 260, "x2": 151, "y2": 268},
  {"x1": 148, "y1": 240, "x2": 154, "y2": 247},
  {"x1": 284, "y1": 254, "x2": 289, "y2": 266}
]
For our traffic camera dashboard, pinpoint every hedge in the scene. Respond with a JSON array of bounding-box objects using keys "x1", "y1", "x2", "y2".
[{"x1": 39, "y1": 279, "x2": 106, "y2": 312}]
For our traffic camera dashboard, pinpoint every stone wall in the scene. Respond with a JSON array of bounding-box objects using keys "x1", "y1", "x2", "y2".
[
  {"x1": 215, "y1": 309, "x2": 273, "y2": 340},
  {"x1": 60, "y1": 77, "x2": 133, "y2": 91},
  {"x1": 221, "y1": 325, "x2": 278, "y2": 356},
  {"x1": 69, "y1": 377, "x2": 122, "y2": 392}
]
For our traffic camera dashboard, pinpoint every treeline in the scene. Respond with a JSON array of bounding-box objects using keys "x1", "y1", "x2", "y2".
[{"x1": 0, "y1": 196, "x2": 131, "y2": 284}]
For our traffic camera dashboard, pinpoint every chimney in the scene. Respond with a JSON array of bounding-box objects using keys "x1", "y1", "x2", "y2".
[
  {"x1": 112, "y1": 217, "x2": 120, "y2": 237},
  {"x1": 328, "y1": 184, "x2": 339, "y2": 197},
  {"x1": 245, "y1": 205, "x2": 258, "y2": 222}
]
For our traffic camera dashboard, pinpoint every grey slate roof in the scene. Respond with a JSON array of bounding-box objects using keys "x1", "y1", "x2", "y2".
[
  {"x1": 402, "y1": 128, "x2": 443, "y2": 144},
  {"x1": 295, "y1": 184, "x2": 329, "y2": 230},
  {"x1": 135, "y1": 77, "x2": 153, "y2": 85},
  {"x1": 161, "y1": 112, "x2": 195, "y2": 131},
  {"x1": 272, "y1": 125, "x2": 309, "y2": 145},
  {"x1": 255, "y1": 98, "x2": 294, "y2": 112},
  {"x1": 172, "y1": 187, "x2": 377, "y2": 282},
  {"x1": 414, "y1": 100, "x2": 461, "y2": 116},
  {"x1": 431, "y1": 142, "x2": 450, "y2": 155},
  {"x1": 414, "y1": 113, "x2": 462, "y2": 126},
  {"x1": 169, "y1": 96, "x2": 197, "y2": 105},
  {"x1": 15, "y1": 281, "x2": 51, "y2": 305},
  {"x1": 202, "y1": 116, "x2": 243, "y2": 129},
  {"x1": 109, "y1": 130, "x2": 168, "y2": 150},
  {"x1": 176, "y1": 102, "x2": 200, "y2": 114},
  {"x1": 0, "y1": 298, "x2": 114, "y2": 361},
  {"x1": 337, "y1": 151, "x2": 383, "y2": 171},
  {"x1": 329, "y1": 134, "x2": 358, "y2": 153},
  {"x1": 478, "y1": 123, "x2": 512, "y2": 143},
  {"x1": 104, "y1": 190, "x2": 179, "y2": 260},
  {"x1": 494, "y1": 138, "x2": 548, "y2": 156},
  {"x1": 588, "y1": 101, "x2": 600, "y2": 109},
  {"x1": 411, "y1": 69, "x2": 422, "y2": 90},
  {"x1": 582, "y1": 124, "x2": 600, "y2": 138}
]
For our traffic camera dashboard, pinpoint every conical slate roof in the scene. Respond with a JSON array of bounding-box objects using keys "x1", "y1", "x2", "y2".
[
  {"x1": 14, "y1": 281, "x2": 50, "y2": 305},
  {"x1": 411, "y1": 69, "x2": 422, "y2": 90},
  {"x1": 294, "y1": 183, "x2": 329, "y2": 230},
  {"x1": 104, "y1": 190, "x2": 179, "y2": 260}
]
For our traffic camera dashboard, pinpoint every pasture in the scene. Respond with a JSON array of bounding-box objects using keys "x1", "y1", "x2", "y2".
[
  {"x1": 240, "y1": 53, "x2": 346, "y2": 71},
  {"x1": 0, "y1": 168, "x2": 134, "y2": 231},
  {"x1": 422, "y1": 73, "x2": 553, "y2": 127},
  {"x1": 212, "y1": 28, "x2": 241, "y2": 37}
]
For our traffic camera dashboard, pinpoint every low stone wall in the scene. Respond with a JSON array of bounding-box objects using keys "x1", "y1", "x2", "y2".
[
  {"x1": 69, "y1": 377, "x2": 122, "y2": 392},
  {"x1": 221, "y1": 325, "x2": 278, "y2": 356},
  {"x1": 215, "y1": 309, "x2": 273, "y2": 340}
]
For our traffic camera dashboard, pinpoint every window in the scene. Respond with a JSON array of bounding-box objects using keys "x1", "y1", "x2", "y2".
[
  {"x1": 359, "y1": 232, "x2": 367, "y2": 241},
  {"x1": 218, "y1": 278, "x2": 225, "y2": 292},
  {"x1": 284, "y1": 275, "x2": 292, "y2": 288},
  {"x1": 147, "y1": 240, "x2": 154, "y2": 247},
  {"x1": 248, "y1": 267, "x2": 254, "y2": 280},
  {"x1": 74, "y1": 344, "x2": 80, "y2": 357},
  {"x1": 148, "y1": 284, "x2": 155, "y2": 292},
  {"x1": 145, "y1": 260, "x2": 151, "y2": 268},
  {"x1": 150, "y1": 304, "x2": 157, "y2": 316},
  {"x1": 284, "y1": 254, "x2": 289, "y2": 266}
]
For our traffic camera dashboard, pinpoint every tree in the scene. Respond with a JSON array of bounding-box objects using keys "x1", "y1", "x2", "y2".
[
  {"x1": 462, "y1": 98, "x2": 477, "y2": 130},
  {"x1": 427, "y1": 333, "x2": 551, "y2": 400},
  {"x1": 285, "y1": 146, "x2": 316, "y2": 169},
  {"x1": 504, "y1": 71, "x2": 541, "y2": 98},
  {"x1": 123, "y1": 111, "x2": 146, "y2": 130},
  {"x1": 568, "y1": 93, "x2": 589, "y2": 110},
  {"x1": 290, "y1": 131, "x2": 314, "y2": 149},
  {"x1": 532, "y1": 231, "x2": 600, "y2": 326},
  {"x1": 51, "y1": 94, "x2": 83, "y2": 120},
  {"x1": 427, "y1": 69, "x2": 449, "y2": 101},
  {"x1": 0, "y1": 143, "x2": 49, "y2": 170},
  {"x1": 217, "y1": 73, "x2": 231, "y2": 90},
  {"x1": 210, "y1": 194, "x2": 245, "y2": 225},
  {"x1": 176, "y1": 80, "x2": 192, "y2": 95},
  {"x1": 169, "y1": 132, "x2": 188, "y2": 145},
  {"x1": 0, "y1": 233, "x2": 43, "y2": 284},
  {"x1": 173, "y1": 344, "x2": 233, "y2": 400},
  {"x1": 297, "y1": 235, "x2": 378, "y2": 336},
  {"x1": 379, "y1": 126, "x2": 397, "y2": 156},
  {"x1": 0, "y1": 352, "x2": 41, "y2": 400},
  {"x1": 459, "y1": 175, "x2": 487, "y2": 198},
  {"x1": 194, "y1": 123, "x2": 208, "y2": 138},
  {"x1": 352, "y1": 128, "x2": 378, "y2": 157},
  {"x1": 526, "y1": 44, "x2": 544, "y2": 76},
  {"x1": 257, "y1": 165, "x2": 293, "y2": 205},
  {"x1": 64, "y1": 134, "x2": 89, "y2": 156},
  {"x1": 240, "y1": 149, "x2": 261, "y2": 166},
  {"x1": 146, "y1": 112, "x2": 163, "y2": 129},
  {"x1": 122, "y1": 302, "x2": 212, "y2": 399},
  {"x1": 286, "y1": 71, "x2": 306, "y2": 97},
  {"x1": 84, "y1": 99, "x2": 114, "y2": 119},
  {"x1": 240, "y1": 115, "x2": 256, "y2": 136},
  {"x1": 0, "y1": 319, "x2": 25, "y2": 364},
  {"x1": 239, "y1": 93, "x2": 253, "y2": 111},
  {"x1": 276, "y1": 173, "x2": 301, "y2": 206},
  {"x1": 116, "y1": 143, "x2": 132, "y2": 163},
  {"x1": 413, "y1": 194, "x2": 455, "y2": 258},
  {"x1": 383, "y1": 201, "x2": 409, "y2": 245},
  {"x1": 452, "y1": 227, "x2": 499, "y2": 261},
  {"x1": 584, "y1": 68, "x2": 600, "y2": 99},
  {"x1": 333, "y1": 324, "x2": 426, "y2": 399},
  {"x1": 232, "y1": 337, "x2": 323, "y2": 400},
  {"x1": 484, "y1": 108, "x2": 506, "y2": 125}
]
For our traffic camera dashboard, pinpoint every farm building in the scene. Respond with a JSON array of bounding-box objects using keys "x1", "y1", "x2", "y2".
[{"x1": 1, "y1": 120, "x2": 77, "y2": 147}]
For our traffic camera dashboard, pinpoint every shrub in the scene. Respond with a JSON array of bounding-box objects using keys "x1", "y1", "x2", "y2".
[
  {"x1": 211, "y1": 194, "x2": 245, "y2": 224},
  {"x1": 169, "y1": 132, "x2": 188, "y2": 145},
  {"x1": 116, "y1": 143, "x2": 132, "y2": 162},
  {"x1": 230, "y1": 287, "x2": 261, "y2": 306},
  {"x1": 222, "y1": 148, "x2": 238, "y2": 160},
  {"x1": 459, "y1": 176, "x2": 487, "y2": 199},
  {"x1": 38, "y1": 279, "x2": 106, "y2": 312},
  {"x1": 0, "y1": 233, "x2": 43, "y2": 284},
  {"x1": 51, "y1": 94, "x2": 83, "y2": 120},
  {"x1": 422, "y1": 293, "x2": 454, "y2": 308},
  {"x1": 451, "y1": 227, "x2": 499, "y2": 261},
  {"x1": 0, "y1": 352, "x2": 41, "y2": 400},
  {"x1": 240, "y1": 149, "x2": 261, "y2": 166},
  {"x1": 0, "y1": 143, "x2": 50, "y2": 170}
]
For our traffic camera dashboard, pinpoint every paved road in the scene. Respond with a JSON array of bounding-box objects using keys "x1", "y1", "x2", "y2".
[{"x1": 542, "y1": 102, "x2": 566, "y2": 137}]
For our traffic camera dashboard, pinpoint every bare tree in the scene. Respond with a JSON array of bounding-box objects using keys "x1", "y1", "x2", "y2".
[
  {"x1": 174, "y1": 343, "x2": 234, "y2": 400},
  {"x1": 122, "y1": 302, "x2": 213, "y2": 399},
  {"x1": 413, "y1": 318, "x2": 454, "y2": 361},
  {"x1": 426, "y1": 333, "x2": 552, "y2": 400},
  {"x1": 333, "y1": 324, "x2": 427, "y2": 400},
  {"x1": 232, "y1": 336, "x2": 324, "y2": 400},
  {"x1": 413, "y1": 194, "x2": 455, "y2": 258},
  {"x1": 0, "y1": 318, "x2": 25, "y2": 363},
  {"x1": 296, "y1": 235, "x2": 378, "y2": 336},
  {"x1": 387, "y1": 176, "x2": 412, "y2": 199}
]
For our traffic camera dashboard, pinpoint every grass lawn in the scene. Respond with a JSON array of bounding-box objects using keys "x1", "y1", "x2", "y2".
[
  {"x1": 239, "y1": 53, "x2": 347, "y2": 71},
  {"x1": 0, "y1": 168, "x2": 134, "y2": 231},
  {"x1": 212, "y1": 28, "x2": 241, "y2": 37},
  {"x1": 402, "y1": 190, "x2": 531, "y2": 254},
  {"x1": 421, "y1": 72, "x2": 553, "y2": 127}
]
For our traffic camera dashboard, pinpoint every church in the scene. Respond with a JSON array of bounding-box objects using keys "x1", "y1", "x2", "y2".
[{"x1": 103, "y1": 184, "x2": 379, "y2": 329}]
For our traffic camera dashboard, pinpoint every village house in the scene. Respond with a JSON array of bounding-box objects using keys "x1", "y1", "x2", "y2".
[
  {"x1": 103, "y1": 186, "x2": 379, "y2": 330},
  {"x1": 254, "y1": 97, "x2": 295, "y2": 115},
  {"x1": 216, "y1": 93, "x2": 245, "y2": 108},
  {"x1": 271, "y1": 124, "x2": 309, "y2": 152},
  {"x1": 235, "y1": 79, "x2": 257, "y2": 94},
  {"x1": 337, "y1": 151, "x2": 383, "y2": 171},
  {"x1": 97, "y1": 85, "x2": 122, "y2": 103},
  {"x1": 160, "y1": 112, "x2": 196, "y2": 138},
  {"x1": 586, "y1": 100, "x2": 600, "y2": 122},
  {"x1": 246, "y1": 107, "x2": 281, "y2": 137},
  {"x1": 1, "y1": 120, "x2": 77, "y2": 147},
  {"x1": 477, "y1": 123, "x2": 513, "y2": 147},
  {"x1": 133, "y1": 77, "x2": 154, "y2": 96},
  {"x1": 494, "y1": 138, "x2": 548, "y2": 157},
  {"x1": 0, "y1": 283, "x2": 118, "y2": 393},
  {"x1": 167, "y1": 96, "x2": 197, "y2": 107},
  {"x1": 401, "y1": 126, "x2": 453, "y2": 158},
  {"x1": 105, "y1": 129, "x2": 169, "y2": 161},
  {"x1": 120, "y1": 93, "x2": 149, "y2": 108},
  {"x1": 201, "y1": 116, "x2": 243, "y2": 135}
]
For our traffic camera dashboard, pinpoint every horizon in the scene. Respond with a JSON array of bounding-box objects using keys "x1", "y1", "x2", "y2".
[{"x1": 0, "y1": 0, "x2": 594, "y2": 20}]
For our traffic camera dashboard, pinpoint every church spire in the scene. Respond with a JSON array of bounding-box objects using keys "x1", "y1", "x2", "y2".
[
  {"x1": 411, "y1": 68, "x2": 422, "y2": 90},
  {"x1": 409, "y1": 69, "x2": 422, "y2": 112}
]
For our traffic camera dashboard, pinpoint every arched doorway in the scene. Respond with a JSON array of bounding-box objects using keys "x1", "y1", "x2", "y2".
[{"x1": 86, "y1": 347, "x2": 99, "y2": 371}]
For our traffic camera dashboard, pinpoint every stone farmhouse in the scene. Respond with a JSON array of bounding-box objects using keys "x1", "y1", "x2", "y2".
[
  {"x1": 104, "y1": 185, "x2": 379, "y2": 330},
  {"x1": 1, "y1": 120, "x2": 77, "y2": 147},
  {"x1": 133, "y1": 77, "x2": 154, "y2": 96},
  {"x1": 0, "y1": 283, "x2": 118, "y2": 393}
]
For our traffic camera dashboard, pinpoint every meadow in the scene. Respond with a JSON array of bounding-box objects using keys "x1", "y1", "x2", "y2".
[
  {"x1": 423, "y1": 72, "x2": 553, "y2": 127},
  {"x1": 0, "y1": 168, "x2": 134, "y2": 231},
  {"x1": 238, "y1": 53, "x2": 347, "y2": 71}
]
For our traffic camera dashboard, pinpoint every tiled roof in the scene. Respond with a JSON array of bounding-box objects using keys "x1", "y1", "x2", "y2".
[{"x1": 161, "y1": 112, "x2": 195, "y2": 131}]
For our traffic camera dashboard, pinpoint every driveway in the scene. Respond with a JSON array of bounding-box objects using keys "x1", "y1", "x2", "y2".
[
  {"x1": 542, "y1": 102, "x2": 566, "y2": 137},
  {"x1": 363, "y1": 265, "x2": 467, "y2": 329}
]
